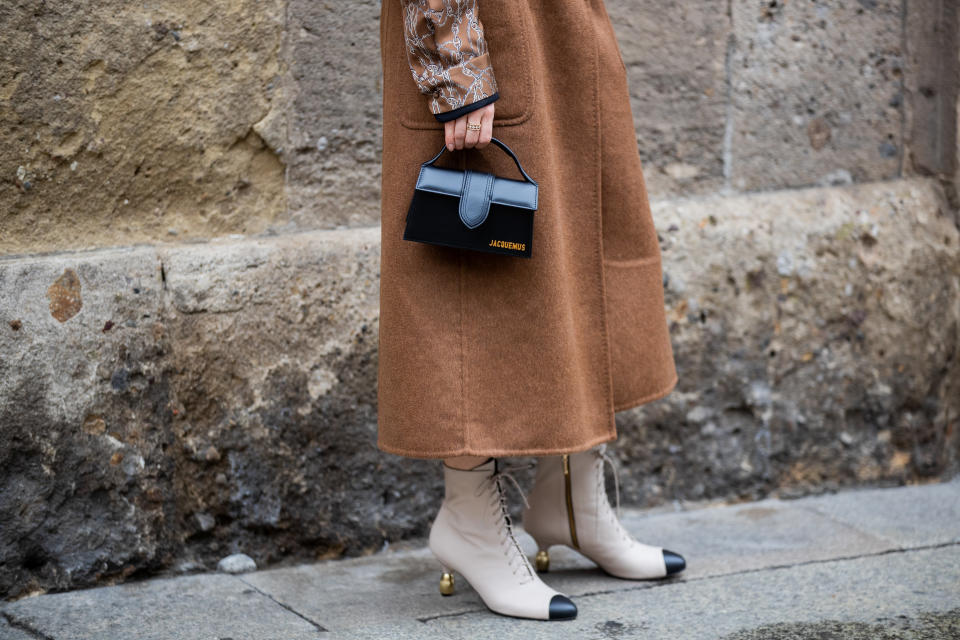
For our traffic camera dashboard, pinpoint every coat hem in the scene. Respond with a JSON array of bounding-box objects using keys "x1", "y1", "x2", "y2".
[
  {"x1": 376, "y1": 427, "x2": 618, "y2": 460},
  {"x1": 612, "y1": 370, "x2": 679, "y2": 413}
]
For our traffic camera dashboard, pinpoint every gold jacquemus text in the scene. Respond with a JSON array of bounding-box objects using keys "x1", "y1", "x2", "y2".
[{"x1": 488, "y1": 239, "x2": 526, "y2": 251}]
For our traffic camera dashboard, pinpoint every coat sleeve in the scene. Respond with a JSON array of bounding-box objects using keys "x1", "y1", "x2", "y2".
[{"x1": 399, "y1": 0, "x2": 500, "y2": 122}]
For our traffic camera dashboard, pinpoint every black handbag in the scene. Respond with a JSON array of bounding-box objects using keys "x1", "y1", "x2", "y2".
[{"x1": 402, "y1": 137, "x2": 538, "y2": 258}]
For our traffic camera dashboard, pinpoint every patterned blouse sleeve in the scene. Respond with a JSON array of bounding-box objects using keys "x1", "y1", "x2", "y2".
[{"x1": 400, "y1": 0, "x2": 500, "y2": 122}]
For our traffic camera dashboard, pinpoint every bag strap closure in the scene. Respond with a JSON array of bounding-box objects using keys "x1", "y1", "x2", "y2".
[{"x1": 458, "y1": 169, "x2": 496, "y2": 229}]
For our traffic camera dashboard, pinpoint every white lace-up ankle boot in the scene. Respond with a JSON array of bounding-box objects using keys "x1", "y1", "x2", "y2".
[
  {"x1": 428, "y1": 458, "x2": 578, "y2": 620},
  {"x1": 522, "y1": 444, "x2": 686, "y2": 579}
]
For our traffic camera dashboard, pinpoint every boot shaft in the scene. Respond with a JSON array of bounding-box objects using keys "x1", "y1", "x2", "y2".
[
  {"x1": 437, "y1": 458, "x2": 499, "y2": 530},
  {"x1": 524, "y1": 445, "x2": 613, "y2": 549},
  {"x1": 530, "y1": 446, "x2": 608, "y2": 506}
]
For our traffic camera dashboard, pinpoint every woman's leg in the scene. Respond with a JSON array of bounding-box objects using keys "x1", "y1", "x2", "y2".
[{"x1": 444, "y1": 456, "x2": 491, "y2": 470}]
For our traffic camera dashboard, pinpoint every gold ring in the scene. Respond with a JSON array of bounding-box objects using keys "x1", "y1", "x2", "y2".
[{"x1": 466, "y1": 122, "x2": 482, "y2": 131}]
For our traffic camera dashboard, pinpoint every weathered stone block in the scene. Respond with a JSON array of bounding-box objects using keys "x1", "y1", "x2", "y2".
[
  {"x1": 615, "y1": 177, "x2": 960, "y2": 504},
  {"x1": 0, "y1": 0, "x2": 287, "y2": 255},
  {"x1": 0, "y1": 228, "x2": 445, "y2": 600},
  {"x1": 729, "y1": 0, "x2": 904, "y2": 191},
  {"x1": 606, "y1": 0, "x2": 730, "y2": 197},
  {"x1": 903, "y1": 0, "x2": 959, "y2": 177},
  {"x1": 286, "y1": 0, "x2": 383, "y2": 229},
  {"x1": 1, "y1": 246, "x2": 172, "y2": 597}
]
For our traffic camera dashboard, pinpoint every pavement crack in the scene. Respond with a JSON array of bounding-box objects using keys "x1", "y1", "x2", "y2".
[
  {"x1": 416, "y1": 541, "x2": 960, "y2": 623},
  {"x1": 418, "y1": 608, "x2": 484, "y2": 623},
  {"x1": 2, "y1": 611, "x2": 55, "y2": 640},
  {"x1": 234, "y1": 576, "x2": 328, "y2": 633}
]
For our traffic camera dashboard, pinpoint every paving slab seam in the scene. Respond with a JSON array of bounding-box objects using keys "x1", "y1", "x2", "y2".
[
  {"x1": 233, "y1": 575, "x2": 329, "y2": 633},
  {"x1": 415, "y1": 540, "x2": 960, "y2": 623},
  {"x1": 1, "y1": 612, "x2": 54, "y2": 640},
  {"x1": 795, "y1": 503, "x2": 907, "y2": 546}
]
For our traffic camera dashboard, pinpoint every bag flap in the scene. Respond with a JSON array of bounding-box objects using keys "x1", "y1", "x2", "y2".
[{"x1": 416, "y1": 165, "x2": 538, "y2": 211}]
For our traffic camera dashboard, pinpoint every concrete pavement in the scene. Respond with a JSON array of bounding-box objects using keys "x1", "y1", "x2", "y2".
[{"x1": 2, "y1": 476, "x2": 958, "y2": 639}]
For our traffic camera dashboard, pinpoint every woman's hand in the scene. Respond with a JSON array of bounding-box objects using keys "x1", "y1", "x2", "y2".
[{"x1": 444, "y1": 103, "x2": 495, "y2": 151}]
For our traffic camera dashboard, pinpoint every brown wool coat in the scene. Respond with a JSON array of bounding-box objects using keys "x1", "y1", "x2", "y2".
[{"x1": 376, "y1": 0, "x2": 678, "y2": 459}]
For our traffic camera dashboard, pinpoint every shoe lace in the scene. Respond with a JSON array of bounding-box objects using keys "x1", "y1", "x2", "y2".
[
  {"x1": 593, "y1": 445, "x2": 631, "y2": 545},
  {"x1": 474, "y1": 462, "x2": 537, "y2": 583}
]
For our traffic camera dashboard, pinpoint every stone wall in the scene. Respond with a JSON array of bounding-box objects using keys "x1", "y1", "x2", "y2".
[{"x1": 1, "y1": 0, "x2": 958, "y2": 599}]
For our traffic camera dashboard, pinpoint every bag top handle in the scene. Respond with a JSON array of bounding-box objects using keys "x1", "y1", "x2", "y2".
[{"x1": 422, "y1": 137, "x2": 538, "y2": 186}]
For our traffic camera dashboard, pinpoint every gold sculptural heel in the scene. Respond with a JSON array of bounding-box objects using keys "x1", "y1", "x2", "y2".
[{"x1": 439, "y1": 568, "x2": 456, "y2": 595}]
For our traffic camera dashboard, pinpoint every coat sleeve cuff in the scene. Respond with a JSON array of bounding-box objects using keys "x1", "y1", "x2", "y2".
[{"x1": 432, "y1": 92, "x2": 500, "y2": 122}]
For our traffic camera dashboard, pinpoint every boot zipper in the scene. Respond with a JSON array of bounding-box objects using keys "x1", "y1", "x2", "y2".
[{"x1": 562, "y1": 454, "x2": 580, "y2": 549}]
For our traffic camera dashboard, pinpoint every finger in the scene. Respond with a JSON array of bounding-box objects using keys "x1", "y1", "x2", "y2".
[
  {"x1": 477, "y1": 105, "x2": 493, "y2": 148},
  {"x1": 453, "y1": 116, "x2": 467, "y2": 150},
  {"x1": 464, "y1": 115, "x2": 481, "y2": 149},
  {"x1": 445, "y1": 121, "x2": 455, "y2": 151}
]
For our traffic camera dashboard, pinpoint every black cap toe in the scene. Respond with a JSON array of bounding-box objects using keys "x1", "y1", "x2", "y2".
[
  {"x1": 663, "y1": 549, "x2": 686, "y2": 575},
  {"x1": 548, "y1": 594, "x2": 578, "y2": 620}
]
